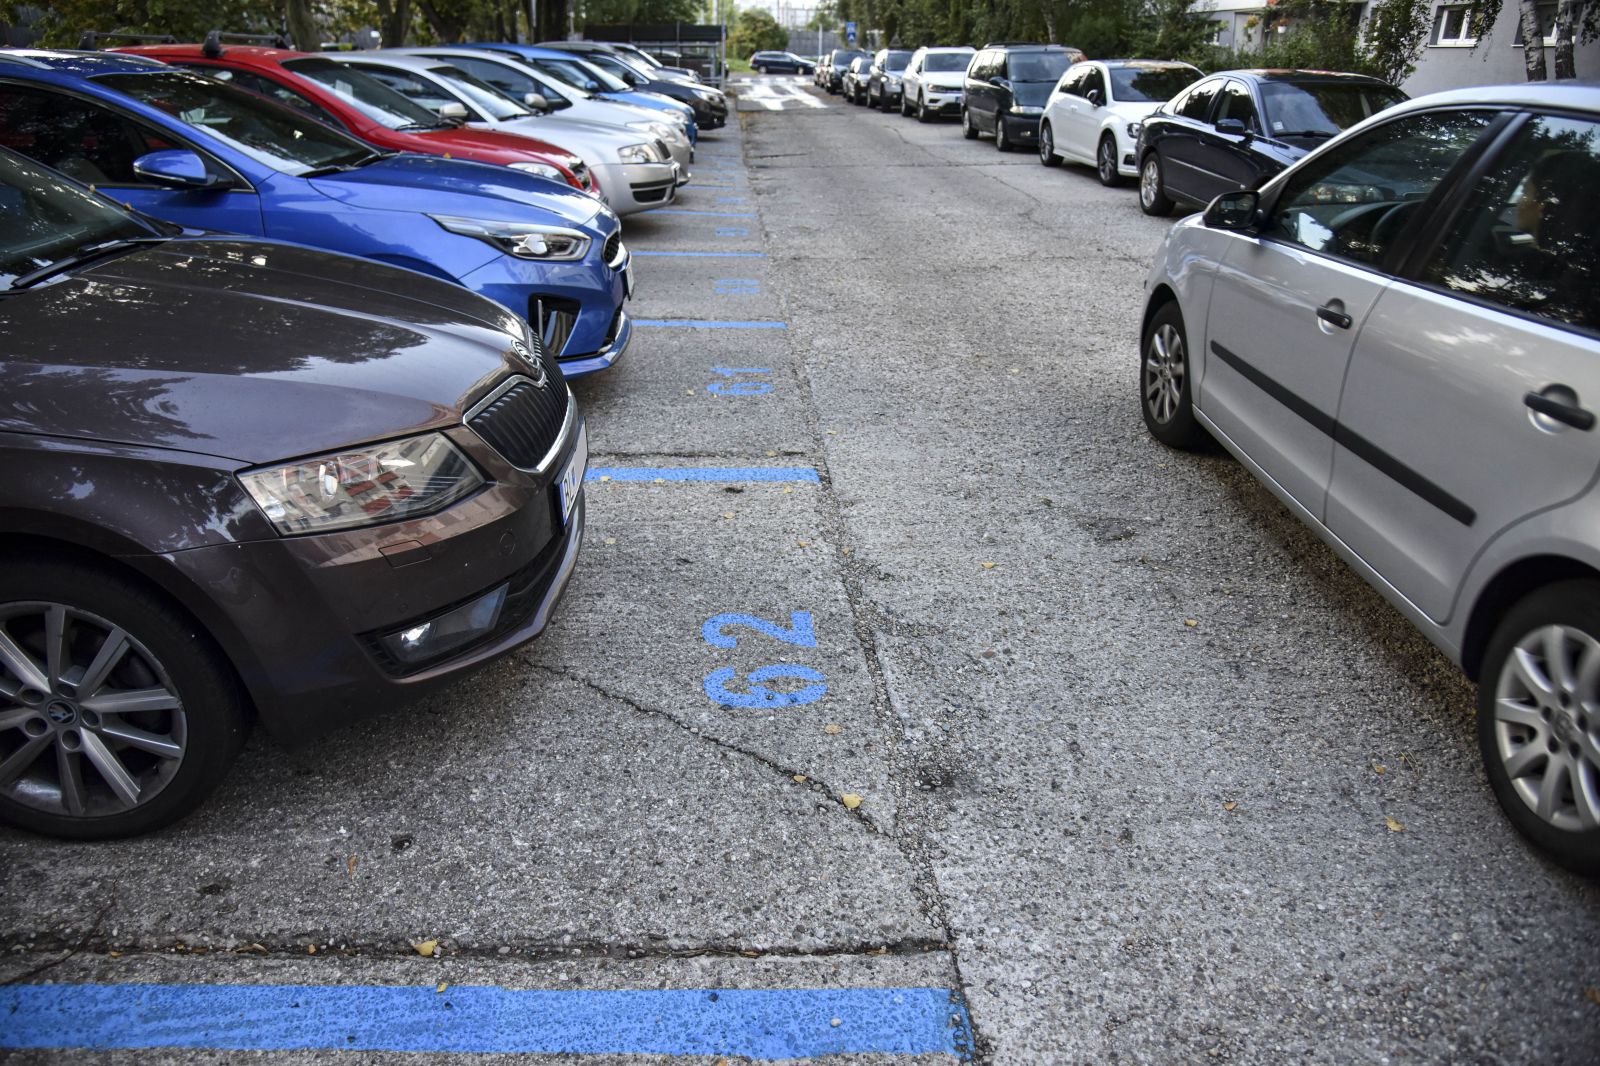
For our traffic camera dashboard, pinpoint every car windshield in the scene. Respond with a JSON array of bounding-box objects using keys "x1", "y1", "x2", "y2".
[
  {"x1": 924, "y1": 53, "x2": 972, "y2": 72},
  {"x1": 1261, "y1": 80, "x2": 1407, "y2": 137},
  {"x1": 1008, "y1": 52, "x2": 1073, "y2": 82},
  {"x1": 1110, "y1": 65, "x2": 1200, "y2": 103},
  {"x1": 541, "y1": 55, "x2": 625, "y2": 93},
  {"x1": 281, "y1": 57, "x2": 449, "y2": 131},
  {"x1": 0, "y1": 149, "x2": 161, "y2": 289},
  {"x1": 833, "y1": 52, "x2": 867, "y2": 68},
  {"x1": 92, "y1": 71, "x2": 378, "y2": 176},
  {"x1": 431, "y1": 64, "x2": 531, "y2": 120},
  {"x1": 884, "y1": 52, "x2": 912, "y2": 70}
]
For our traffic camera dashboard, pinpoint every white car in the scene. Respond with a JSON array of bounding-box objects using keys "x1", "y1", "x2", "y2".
[
  {"x1": 331, "y1": 53, "x2": 682, "y2": 215},
  {"x1": 390, "y1": 47, "x2": 694, "y2": 173},
  {"x1": 899, "y1": 46, "x2": 974, "y2": 122},
  {"x1": 1040, "y1": 60, "x2": 1201, "y2": 185}
]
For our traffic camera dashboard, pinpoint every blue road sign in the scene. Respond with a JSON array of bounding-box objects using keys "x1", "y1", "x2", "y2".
[{"x1": 845, "y1": 20, "x2": 857, "y2": 43}]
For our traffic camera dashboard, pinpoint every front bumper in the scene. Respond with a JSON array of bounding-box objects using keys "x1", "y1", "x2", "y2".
[
  {"x1": 180, "y1": 409, "x2": 588, "y2": 742},
  {"x1": 922, "y1": 89, "x2": 962, "y2": 114},
  {"x1": 458, "y1": 235, "x2": 630, "y2": 366},
  {"x1": 593, "y1": 160, "x2": 679, "y2": 215},
  {"x1": 1000, "y1": 113, "x2": 1042, "y2": 143}
]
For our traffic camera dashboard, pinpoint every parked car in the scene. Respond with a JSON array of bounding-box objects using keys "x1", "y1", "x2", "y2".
[
  {"x1": 0, "y1": 146, "x2": 588, "y2": 838},
  {"x1": 822, "y1": 49, "x2": 868, "y2": 94},
  {"x1": 333, "y1": 52, "x2": 684, "y2": 214},
  {"x1": 900, "y1": 45, "x2": 975, "y2": 121},
  {"x1": 459, "y1": 42, "x2": 697, "y2": 144},
  {"x1": 0, "y1": 50, "x2": 632, "y2": 377},
  {"x1": 542, "y1": 44, "x2": 728, "y2": 130},
  {"x1": 843, "y1": 55, "x2": 873, "y2": 105},
  {"x1": 750, "y1": 50, "x2": 814, "y2": 75},
  {"x1": 541, "y1": 40, "x2": 701, "y2": 85},
  {"x1": 1139, "y1": 82, "x2": 1600, "y2": 873},
  {"x1": 961, "y1": 43, "x2": 1084, "y2": 151},
  {"x1": 1040, "y1": 59, "x2": 1202, "y2": 185},
  {"x1": 866, "y1": 48, "x2": 913, "y2": 111},
  {"x1": 1136, "y1": 69, "x2": 1405, "y2": 216},
  {"x1": 105, "y1": 37, "x2": 599, "y2": 198}
]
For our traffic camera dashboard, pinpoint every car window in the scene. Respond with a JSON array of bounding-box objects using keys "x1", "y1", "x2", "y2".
[
  {"x1": 1420, "y1": 114, "x2": 1600, "y2": 332},
  {"x1": 1081, "y1": 66, "x2": 1105, "y2": 100},
  {"x1": 1009, "y1": 52, "x2": 1072, "y2": 83},
  {"x1": 1260, "y1": 80, "x2": 1407, "y2": 138},
  {"x1": 1109, "y1": 65, "x2": 1199, "y2": 103},
  {"x1": 1271, "y1": 109, "x2": 1494, "y2": 266},
  {"x1": 0, "y1": 84, "x2": 183, "y2": 185},
  {"x1": 1174, "y1": 78, "x2": 1221, "y2": 121},
  {"x1": 360, "y1": 67, "x2": 458, "y2": 113},
  {"x1": 281, "y1": 58, "x2": 446, "y2": 131},
  {"x1": 190, "y1": 66, "x2": 343, "y2": 127},
  {"x1": 0, "y1": 147, "x2": 164, "y2": 287},
  {"x1": 1214, "y1": 79, "x2": 1259, "y2": 131},
  {"x1": 431, "y1": 65, "x2": 531, "y2": 121},
  {"x1": 1057, "y1": 65, "x2": 1086, "y2": 96}
]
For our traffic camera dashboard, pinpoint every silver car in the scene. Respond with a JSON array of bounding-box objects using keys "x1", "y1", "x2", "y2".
[{"x1": 1139, "y1": 82, "x2": 1600, "y2": 874}]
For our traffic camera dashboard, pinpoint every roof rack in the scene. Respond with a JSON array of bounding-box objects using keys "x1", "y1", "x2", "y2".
[
  {"x1": 77, "y1": 31, "x2": 179, "y2": 50},
  {"x1": 982, "y1": 41, "x2": 1057, "y2": 48},
  {"x1": 201, "y1": 30, "x2": 295, "y2": 58}
]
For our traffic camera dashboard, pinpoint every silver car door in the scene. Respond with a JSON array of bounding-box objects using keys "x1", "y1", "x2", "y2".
[
  {"x1": 1326, "y1": 112, "x2": 1600, "y2": 623},
  {"x1": 1199, "y1": 109, "x2": 1495, "y2": 515}
]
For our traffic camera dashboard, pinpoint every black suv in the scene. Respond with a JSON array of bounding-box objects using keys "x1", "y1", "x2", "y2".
[{"x1": 962, "y1": 43, "x2": 1084, "y2": 151}]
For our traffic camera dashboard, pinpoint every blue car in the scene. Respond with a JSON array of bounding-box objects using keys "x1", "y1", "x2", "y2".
[
  {"x1": 464, "y1": 42, "x2": 699, "y2": 145},
  {"x1": 0, "y1": 50, "x2": 632, "y2": 376}
]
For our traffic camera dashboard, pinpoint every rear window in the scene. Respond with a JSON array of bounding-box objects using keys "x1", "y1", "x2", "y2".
[
  {"x1": 884, "y1": 52, "x2": 912, "y2": 70},
  {"x1": 1110, "y1": 66, "x2": 1200, "y2": 103},
  {"x1": 1261, "y1": 80, "x2": 1407, "y2": 137},
  {"x1": 1007, "y1": 52, "x2": 1073, "y2": 82},
  {"x1": 924, "y1": 53, "x2": 972, "y2": 73}
]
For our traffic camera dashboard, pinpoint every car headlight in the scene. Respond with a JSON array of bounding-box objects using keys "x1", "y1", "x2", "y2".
[
  {"x1": 617, "y1": 142, "x2": 661, "y2": 164},
  {"x1": 428, "y1": 214, "x2": 593, "y2": 260},
  {"x1": 239, "y1": 433, "x2": 483, "y2": 536},
  {"x1": 887, "y1": 75, "x2": 902, "y2": 86},
  {"x1": 693, "y1": 88, "x2": 723, "y2": 102},
  {"x1": 508, "y1": 161, "x2": 566, "y2": 182},
  {"x1": 1009, "y1": 104, "x2": 1043, "y2": 116},
  {"x1": 1126, "y1": 121, "x2": 1142, "y2": 139}
]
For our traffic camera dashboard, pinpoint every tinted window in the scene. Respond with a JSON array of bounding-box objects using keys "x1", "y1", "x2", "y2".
[
  {"x1": 1272, "y1": 110, "x2": 1493, "y2": 265},
  {"x1": 0, "y1": 148, "x2": 156, "y2": 287},
  {"x1": 1007, "y1": 52, "x2": 1072, "y2": 82},
  {"x1": 1214, "y1": 80, "x2": 1259, "y2": 131},
  {"x1": 925, "y1": 52, "x2": 971, "y2": 72},
  {"x1": 431, "y1": 65, "x2": 531, "y2": 121},
  {"x1": 0, "y1": 85, "x2": 181, "y2": 185},
  {"x1": 1174, "y1": 78, "x2": 1221, "y2": 121},
  {"x1": 282, "y1": 58, "x2": 445, "y2": 131},
  {"x1": 191, "y1": 66, "x2": 342, "y2": 127},
  {"x1": 532, "y1": 57, "x2": 606, "y2": 93},
  {"x1": 1109, "y1": 65, "x2": 1199, "y2": 103},
  {"x1": 1058, "y1": 65, "x2": 1088, "y2": 96},
  {"x1": 1421, "y1": 114, "x2": 1600, "y2": 331},
  {"x1": 359, "y1": 66, "x2": 459, "y2": 113},
  {"x1": 1260, "y1": 80, "x2": 1407, "y2": 138},
  {"x1": 435, "y1": 54, "x2": 544, "y2": 102},
  {"x1": 1080, "y1": 66, "x2": 1105, "y2": 100},
  {"x1": 884, "y1": 52, "x2": 912, "y2": 71}
]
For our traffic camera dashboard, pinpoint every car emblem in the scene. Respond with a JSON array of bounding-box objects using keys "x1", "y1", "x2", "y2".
[{"x1": 508, "y1": 339, "x2": 548, "y2": 389}]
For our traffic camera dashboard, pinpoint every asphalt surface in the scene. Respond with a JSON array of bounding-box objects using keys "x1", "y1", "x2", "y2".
[{"x1": 2, "y1": 74, "x2": 1598, "y2": 1064}]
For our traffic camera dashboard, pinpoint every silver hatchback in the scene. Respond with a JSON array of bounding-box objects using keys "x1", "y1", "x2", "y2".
[{"x1": 1139, "y1": 83, "x2": 1600, "y2": 874}]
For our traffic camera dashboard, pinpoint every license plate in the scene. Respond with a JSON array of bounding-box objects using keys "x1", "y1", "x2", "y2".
[{"x1": 557, "y1": 423, "x2": 588, "y2": 527}]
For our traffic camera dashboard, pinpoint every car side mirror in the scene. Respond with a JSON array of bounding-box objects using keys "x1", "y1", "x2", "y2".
[
  {"x1": 1204, "y1": 189, "x2": 1262, "y2": 232},
  {"x1": 989, "y1": 75, "x2": 1008, "y2": 88},
  {"x1": 523, "y1": 92, "x2": 550, "y2": 111},
  {"x1": 132, "y1": 150, "x2": 224, "y2": 190},
  {"x1": 1215, "y1": 117, "x2": 1250, "y2": 138},
  {"x1": 1086, "y1": 88, "x2": 1102, "y2": 108},
  {"x1": 437, "y1": 102, "x2": 469, "y2": 124}
]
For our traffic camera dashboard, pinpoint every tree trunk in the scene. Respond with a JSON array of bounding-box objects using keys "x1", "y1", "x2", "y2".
[
  {"x1": 417, "y1": 0, "x2": 466, "y2": 42},
  {"x1": 375, "y1": 0, "x2": 411, "y2": 47},
  {"x1": 1042, "y1": 6, "x2": 1058, "y2": 44},
  {"x1": 1553, "y1": 0, "x2": 1578, "y2": 78},
  {"x1": 283, "y1": 0, "x2": 319, "y2": 51},
  {"x1": 1518, "y1": 0, "x2": 1548, "y2": 80}
]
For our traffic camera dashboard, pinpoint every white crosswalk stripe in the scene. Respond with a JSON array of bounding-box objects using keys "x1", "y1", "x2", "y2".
[{"x1": 732, "y1": 76, "x2": 827, "y2": 111}]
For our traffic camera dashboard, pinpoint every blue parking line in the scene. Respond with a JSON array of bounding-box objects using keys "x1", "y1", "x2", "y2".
[
  {"x1": 634, "y1": 319, "x2": 786, "y2": 329},
  {"x1": 632, "y1": 251, "x2": 767, "y2": 258},
  {"x1": 588, "y1": 467, "x2": 820, "y2": 483},
  {"x1": 652, "y1": 209, "x2": 758, "y2": 218},
  {"x1": 0, "y1": 983, "x2": 968, "y2": 1058}
]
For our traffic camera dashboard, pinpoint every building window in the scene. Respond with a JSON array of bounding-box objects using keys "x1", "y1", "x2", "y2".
[
  {"x1": 1433, "y1": 4, "x2": 1477, "y2": 44},
  {"x1": 1512, "y1": 1, "x2": 1585, "y2": 46}
]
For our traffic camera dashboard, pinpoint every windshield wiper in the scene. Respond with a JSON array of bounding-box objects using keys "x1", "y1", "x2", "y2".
[
  {"x1": 6, "y1": 237, "x2": 171, "y2": 291},
  {"x1": 301, "y1": 151, "x2": 391, "y2": 177},
  {"x1": 1276, "y1": 129, "x2": 1338, "y2": 139},
  {"x1": 395, "y1": 122, "x2": 451, "y2": 132}
]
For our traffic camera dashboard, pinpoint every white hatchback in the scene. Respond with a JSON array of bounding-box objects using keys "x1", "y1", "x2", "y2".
[{"x1": 1040, "y1": 60, "x2": 1200, "y2": 185}]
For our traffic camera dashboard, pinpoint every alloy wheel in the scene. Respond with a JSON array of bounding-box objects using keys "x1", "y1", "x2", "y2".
[
  {"x1": 1144, "y1": 322, "x2": 1185, "y2": 425},
  {"x1": 1040, "y1": 125, "x2": 1053, "y2": 163},
  {"x1": 1492, "y1": 624, "x2": 1600, "y2": 831},
  {"x1": 1140, "y1": 158, "x2": 1160, "y2": 208},
  {"x1": 1099, "y1": 138, "x2": 1117, "y2": 182},
  {"x1": 0, "y1": 601, "x2": 187, "y2": 819}
]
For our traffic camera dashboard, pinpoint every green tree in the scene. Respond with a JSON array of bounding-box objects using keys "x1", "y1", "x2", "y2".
[{"x1": 727, "y1": 6, "x2": 787, "y2": 55}]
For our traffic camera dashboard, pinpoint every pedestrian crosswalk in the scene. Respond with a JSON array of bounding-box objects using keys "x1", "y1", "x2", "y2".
[{"x1": 733, "y1": 75, "x2": 827, "y2": 111}]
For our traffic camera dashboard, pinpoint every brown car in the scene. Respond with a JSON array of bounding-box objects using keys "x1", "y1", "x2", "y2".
[{"x1": 0, "y1": 149, "x2": 587, "y2": 839}]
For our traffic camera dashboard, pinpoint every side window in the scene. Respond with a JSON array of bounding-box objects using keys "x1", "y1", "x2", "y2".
[
  {"x1": 448, "y1": 56, "x2": 532, "y2": 99},
  {"x1": 1271, "y1": 109, "x2": 1494, "y2": 266},
  {"x1": 1057, "y1": 66, "x2": 1085, "y2": 96},
  {"x1": 1081, "y1": 66, "x2": 1105, "y2": 101},
  {"x1": 192, "y1": 67, "x2": 341, "y2": 128},
  {"x1": 1175, "y1": 78, "x2": 1221, "y2": 121},
  {"x1": 362, "y1": 68, "x2": 456, "y2": 113},
  {"x1": 1420, "y1": 114, "x2": 1600, "y2": 332},
  {"x1": 1214, "y1": 80, "x2": 1259, "y2": 131},
  {"x1": 0, "y1": 85, "x2": 176, "y2": 185}
]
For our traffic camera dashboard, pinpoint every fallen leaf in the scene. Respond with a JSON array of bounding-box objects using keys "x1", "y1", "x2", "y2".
[
  {"x1": 765, "y1": 449, "x2": 778, "y2": 457},
  {"x1": 1223, "y1": 801, "x2": 1238, "y2": 812},
  {"x1": 237, "y1": 943, "x2": 268, "y2": 955},
  {"x1": 306, "y1": 944, "x2": 317, "y2": 955},
  {"x1": 598, "y1": 475, "x2": 612, "y2": 482},
  {"x1": 1384, "y1": 816, "x2": 1405, "y2": 833},
  {"x1": 436, "y1": 982, "x2": 449, "y2": 994},
  {"x1": 722, "y1": 511, "x2": 736, "y2": 519},
  {"x1": 1585, "y1": 986, "x2": 1600, "y2": 1006},
  {"x1": 841, "y1": 794, "x2": 862, "y2": 809},
  {"x1": 1008, "y1": 367, "x2": 1019, "y2": 374},
  {"x1": 603, "y1": 537, "x2": 617, "y2": 545},
  {"x1": 1373, "y1": 763, "x2": 1386, "y2": 775},
  {"x1": 413, "y1": 938, "x2": 439, "y2": 957},
  {"x1": 841, "y1": 547, "x2": 852, "y2": 555},
  {"x1": 782, "y1": 486, "x2": 793, "y2": 494},
  {"x1": 1184, "y1": 618, "x2": 1198, "y2": 627},
  {"x1": 107, "y1": 951, "x2": 122, "y2": 958},
  {"x1": 825, "y1": 430, "x2": 838, "y2": 435},
  {"x1": 346, "y1": 855, "x2": 358, "y2": 877},
  {"x1": 652, "y1": 477, "x2": 665, "y2": 484},
  {"x1": 823, "y1": 724, "x2": 842, "y2": 735},
  {"x1": 795, "y1": 540, "x2": 808, "y2": 547},
  {"x1": 792, "y1": 774, "x2": 807, "y2": 783},
  {"x1": 981, "y1": 561, "x2": 997, "y2": 570}
]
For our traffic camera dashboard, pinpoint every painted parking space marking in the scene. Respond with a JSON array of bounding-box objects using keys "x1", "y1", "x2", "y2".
[
  {"x1": 737, "y1": 82, "x2": 827, "y2": 111},
  {"x1": 702, "y1": 610, "x2": 828, "y2": 709},
  {"x1": 586, "y1": 466, "x2": 819, "y2": 483},
  {"x1": 717, "y1": 226, "x2": 751, "y2": 237},
  {"x1": 632, "y1": 251, "x2": 767, "y2": 258},
  {"x1": 707, "y1": 367, "x2": 774, "y2": 394},
  {"x1": 634, "y1": 319, "x2": 787, "y2": 329},
  {"x1": 0, "y1": 982, "x2": 970, "y2": 1058},
  {"x1": 653, "y1": 209, "x2": 758, "y2": 218},
  {"x1": 714, "y1": 278, "x2": 761, "y2": 294}
]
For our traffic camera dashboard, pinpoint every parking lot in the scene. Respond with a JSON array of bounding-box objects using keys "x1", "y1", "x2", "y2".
[{"x1": 3, "y1": 72, "x2": 1598, "y2": 1063}]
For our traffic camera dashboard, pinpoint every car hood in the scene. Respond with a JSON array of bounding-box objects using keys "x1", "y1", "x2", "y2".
[
  {"x1": 924, "y1": 73, "x2": 965, "y2": 89},
  {"x1": 307, "y1": 153, "x2": 604, "y2": 229},
  {"x1": 0, "y1": 238, "x2": 538, "y2": 464}
]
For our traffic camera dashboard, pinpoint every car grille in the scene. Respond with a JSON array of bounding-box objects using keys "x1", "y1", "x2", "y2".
[
  {"x1": 603, "y1": 230, "x2": 621, "y2": 266},
  {"x1": 466, "y1": 375, "x2": 570, "y2": 472}
]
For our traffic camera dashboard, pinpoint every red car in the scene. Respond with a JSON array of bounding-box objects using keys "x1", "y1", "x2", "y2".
[{"x1": 113, "y1": 39, "x2": 602, "y2": 198}]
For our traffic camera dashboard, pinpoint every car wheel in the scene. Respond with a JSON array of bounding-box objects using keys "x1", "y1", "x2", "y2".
[
  {"x1": 1478, "y1": 583, "x2": 1600, "y2": 876},
  {"x1": 995, "y1": 118, "x2": 1013, "y2": 151},
  {"x1": 961, "y1": 108, "x2": 977, "y2": 139},
  {"x1": 0, "y1": 557, "x2": 250, "y2": 839},
  {"x1": 1139, "y1": 153, "x2": 1174, "y2": 216},
  {"x1": 1141, "y1": 301, "x2": 1206, "y2": 450},
  {"x1": 757, "y1": 65, "x2": 767, "y2": 75},
  {"x1": 902, "y1": 93, "x2": 913, "y2": 117},
  {"x1": 1039, "y1": 122, "x2": 1061, "y2": 167},
  {"x1": 1097, "y1": 134, "x2": 1124, "y2": 187},
  {"x1": 917, "y1": 95, "x2": 932, "y2": 122}
]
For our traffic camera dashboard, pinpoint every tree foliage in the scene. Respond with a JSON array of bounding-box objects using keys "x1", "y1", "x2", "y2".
[{"x1": 728, "y1": 7, "x2": 788, "y2": 56}]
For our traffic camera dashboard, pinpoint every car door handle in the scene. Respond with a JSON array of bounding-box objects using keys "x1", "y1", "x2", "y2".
[
  {"x1": 1316, "y1": 304, "x2": 1353, "y2": 329},
  {"x1": 1524, "y1": 389, "x2": 1596, "y2": 431}
]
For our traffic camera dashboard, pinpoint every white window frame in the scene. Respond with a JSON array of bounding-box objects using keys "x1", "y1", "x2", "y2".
[
  {"x1": 1432, "y1": 4, "x2": 1477, "y2": 46},
  {"x1": 1512, "y1": 0, "x2": 1581, "y2": 47}
]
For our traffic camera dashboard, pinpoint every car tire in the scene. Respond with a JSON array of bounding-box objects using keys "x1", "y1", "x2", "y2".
[
  {"x1": 1477, "y1": 581, "x2": 1600, "y2": 876},
  {"x1": 1097, "y1": 134, "x2": 1124, "y2": 187},
  {"x1": 918, "y1": 95, "x2": 932, "y2": 123},
  {"x1": 1140, "y1": 300, "x2": 1206, "y2": 450},
  {"x1": 995, "y1": 117, "x2": 1013, "y2": 151},
  {"x1": 0, "y1": 556, "x2": 250, "y2": 839},
  {"x1": 757, "y1": 65, "x2": 767, "y2": 75},
  {"x1": 902, "y1": 93, "x2": 913, "y2": 117},
  {"x1": 1039, "y1": 122, "x2": 1062, "y2": 167},
  {"x1": 961, "y1": 108, "x2": 978, "y2": 139},
  {"x1": 1139, "y1": 153, "x2": 1174, "y2": 216}
]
